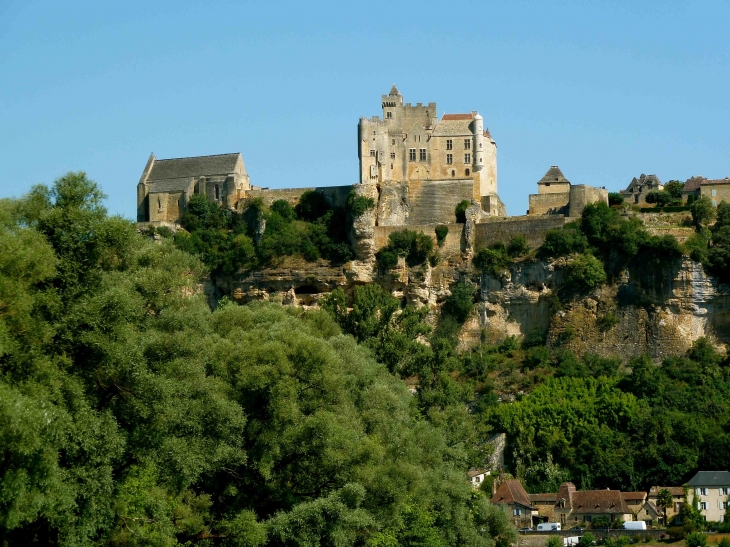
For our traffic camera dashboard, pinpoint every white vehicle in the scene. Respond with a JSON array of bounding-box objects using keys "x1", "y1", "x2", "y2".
[
  {"x1": 537, "y1": 523, "x2": 562, "y2": 531},
  {"x1": 564, "y1": 536, "x2": 581, "y2": 546},
  {"x1": 623, "y1": 521, "x2": 647, "y2": 531}
]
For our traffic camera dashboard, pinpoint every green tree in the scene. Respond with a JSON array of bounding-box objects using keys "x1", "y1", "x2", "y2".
[
  {"x1": 656, "y1": 488, "x2": 674, "y2": 526},
  {"x1": 565, "y1": 254, "x2": 606, "y2": 291},
  {"x1": 664, "y1": 181, "x2": 685, "y2": 200},
  {"x1": 608, "y1": 192, "x2": 624, "y2": 206},
  {"x1": 692, "y1": 196, "x2": 716, "y2": 229},
  {"x1": 685, "y1": 531, "x2": 707, "y2": 547},
  {"x1": 579, "y1": 532, "x2": 595, "y2": 547},
  {"x1": 645, "y1": 191, "x2": 673, "y2": 206}
]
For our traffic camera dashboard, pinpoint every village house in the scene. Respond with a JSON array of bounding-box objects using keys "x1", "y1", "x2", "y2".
[
  {"x1": 491, "y1": 480, "x2": 538, "y2": 529},
  {"x1": 529, "y1": 493, "x2": 557, "y2": 522},
  {"x1": 620, "y1": 174, "x2": 663, "y2": 205},
  {"x1": 647, "y1": 486, "x2": 685, "y2": 525},
  {"x1": 687, "y1": 471, "x2": 730, "y2": 523},
  {"x1": 467, "y1": 468, "x2": 490, "y2": 489},
  {"x1": 552, "y1": 482, "x2": 634, "y2": 526},
  {"x1": 681, "y1": 176, "x2": 730, "y2": 206}
]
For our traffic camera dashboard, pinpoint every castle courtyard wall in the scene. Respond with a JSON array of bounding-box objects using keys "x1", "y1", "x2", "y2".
[{"x1": 399, "y1": 179, "x2": 475, "y2": 226}]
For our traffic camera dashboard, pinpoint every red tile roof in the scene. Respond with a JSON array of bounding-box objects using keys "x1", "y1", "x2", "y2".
[
  {"x1": 622, "y1": 492, "x2": 647, "y2": 501},
  {"x1": 649, "y1": 486, "x2": 684, "y2": 497},
  {"x1": 701, "y1": 178, "x2": 730, "y2": 185},
  {"x1": 442, "y1": 113, "x2": 474, "y2": 121},
  {"x1": 529, "y1": 493, "x2": 557, "y2": 503},
  {"x1": 571, "y1": 490, "x2": 630, "y2": 514},
  {"x1": 491, "y1": 480, "x2": 537, "y2": 509}
]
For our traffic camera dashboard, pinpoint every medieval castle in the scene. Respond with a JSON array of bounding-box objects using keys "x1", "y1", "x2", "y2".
[{"x1": 136, "y1": 87, "x2": 609, "y2": 249}]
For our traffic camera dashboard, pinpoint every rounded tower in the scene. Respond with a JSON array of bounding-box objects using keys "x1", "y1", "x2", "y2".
[{"x1": 473, "y1": 112, "x2": 484, "y2": 172}]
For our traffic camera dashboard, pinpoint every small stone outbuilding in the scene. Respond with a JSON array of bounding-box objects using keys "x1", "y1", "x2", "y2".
[{"x1": 528, "y1": 166, "x2": 608, "y2": 217}]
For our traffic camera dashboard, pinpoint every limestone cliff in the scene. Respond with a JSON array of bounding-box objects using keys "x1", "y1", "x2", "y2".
[{"x1": 216, "y1": 196, "x2": 729, "y2": 360}]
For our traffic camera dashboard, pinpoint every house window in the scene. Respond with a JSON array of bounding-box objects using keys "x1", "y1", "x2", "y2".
[
  {"x1": 446, "y1": 153, "x2": 453, "y2": 164},
  {"x1": 586, "y1": 516, "x2": 592, "y2": 522},
  {"x1": 409, "y1": 149, "x2": 416, "y2": 161},
  {"x1": 370, "y1": 149, "x2": 376, "y2": 157},
  {"x1": 720, "y1": 488, "x2": 727, "y2": 496},
  {"x1": 712, "y1": 189, "x2": 717, "y2": 197},
  {"x1": 465, "y1": 169, "x2": 470, "y2": 176},
  {"x1": 451, "y1": 170, "x2": 455, "y2": 177},
  {"x1": 513, "y1": 509, "x2": 522, "y2": 516},
  {"x1": 446, "y1": 139, "x2": 453, "y2": 150},
  {"x1": 390, "y1": 152, "x2": 396, "y2": 159},
  {"x1": 391, "y1": 139, "x2": 395, "y2": 145},
  {"x1": 465, "y1": 153, "x2": 471, "y2": 164},
  {"x1": 700, "y1": 502, "x2": 708, "y2": 511},
  {"x1": 420, "y1": 148, "x2": 426, "y2": 161},
  {"x1": 386, "y1": 111, "x2": 392, "y2": 118},
  {"x1": 713, "y1": 200, "x2": 717, "y2": 206},
  {"x1": 464, "y1": 139, "x2": 471, "y2": 149},
  {"x1": 215, "y1": 185, "x2": 220, "y2": 200}
]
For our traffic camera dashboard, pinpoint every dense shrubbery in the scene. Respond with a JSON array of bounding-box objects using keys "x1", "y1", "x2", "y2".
[
  {"x1": 473, "y1": 235, "x2": 531, "y2": 276},
  {"x1": 174, "y1": 190, "x2": 358, "y2": 274},
  {"x1": 608, "y1": 192, "x2": 624, "y2": 206},
  {"x1": 375, "y1": 229, "x2": 435, "y2": 271},
  {"x1": 455, "y1": 200, "x2": 471, "y2": 223},
  {"x1": 0, "y1": 174, "x2": 516, "y2": 547},
  {"x1": 435, "y1": 224, "x2": 449, "y2": 246},
  {"x1": 645, "y1": 190, "x2": 674, "y2": 206}
]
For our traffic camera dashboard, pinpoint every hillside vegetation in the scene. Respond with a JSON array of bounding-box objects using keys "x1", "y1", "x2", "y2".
[{"x1": 0, "y1": 174, "x2": 513, "y2": 546}]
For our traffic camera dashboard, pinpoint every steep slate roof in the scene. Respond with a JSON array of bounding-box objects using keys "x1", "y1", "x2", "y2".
[
  {"x1": 148, "y1": 153, "x2": 241, "y2": 181},
  {"x1": 389, "y1": 84, "x2": 401, "y2": 96},
  {"x1": 570, "y1": 490, "x2": 630, "y2": 515},
  {"x1": 687, "y1": 471, "x2": 730, "y2": 486},
  {"x1": 491, "y1": 480, "x2": 536, "y2": 509},
  {"x1": 149, "y1": 177, "x2": 195, "y2": 194},
  {"x1": 538, "y1": 166, "x2": 570, "y2": 185},
  {"x1": 622, "y1": 174, "x2": 661, "y2": 194},
  {"x1": 432, "y1": 114, "x2": 473, "y2": 137},
  {"x1": 649, "y1": 486, "x2": 685, "y2": 497}
]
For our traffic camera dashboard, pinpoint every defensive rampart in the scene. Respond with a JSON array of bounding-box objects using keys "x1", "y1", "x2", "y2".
[
  {"x1": 247, "y1": 185, "x2": 353, "y2": 208},
  {"x1": 374, "y1": 223, "x2": 464, "y2": 254},
  {"x1": 475, "y1": 216, "x2": 567, "y2": 249}
]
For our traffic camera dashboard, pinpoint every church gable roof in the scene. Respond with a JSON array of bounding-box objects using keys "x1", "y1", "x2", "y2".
[
  {"x1": 148, "y1": 153, "x2": 241, "y2": 181},
  {"x1": 539, "y1": 166, "x2": 570, "y2": 185},
  {"x1": 148, "y1": 177, "x2": 195, "y2": 194}
]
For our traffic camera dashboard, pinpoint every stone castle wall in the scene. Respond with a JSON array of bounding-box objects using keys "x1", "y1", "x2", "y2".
[
  {"x1": 475, "y1": 216, "x2": 567, "y2": 249},
  {"x1": 247, "y1": 185, "x2": 353, "y2": 209},
  {"x1": 528, "y1": 191, "x2": 570, "y2": 215},
  {"x1": 569, "y1": 184, "x2": 609, "y2": 217}
]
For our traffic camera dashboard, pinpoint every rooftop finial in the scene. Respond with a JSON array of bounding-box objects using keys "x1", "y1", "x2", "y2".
[{"x1": 389, "y1": 84, "x2": 401, "y2": 97}]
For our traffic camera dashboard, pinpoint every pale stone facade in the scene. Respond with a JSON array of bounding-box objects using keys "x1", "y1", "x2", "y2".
[
  {"x1": 528, "y1": 166, "x2": 608, "y2": 218},
  {"x1": 687, "y1": 471, "x2": 730, "y2": 523},
  {"x1": 358, "y1": 86, "x2": 502, "y2": 214}
]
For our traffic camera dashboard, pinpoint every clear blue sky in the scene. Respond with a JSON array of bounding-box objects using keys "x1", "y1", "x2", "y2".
[{"x1": 1, "y1": 0, "x2": 729, "y2": 218}]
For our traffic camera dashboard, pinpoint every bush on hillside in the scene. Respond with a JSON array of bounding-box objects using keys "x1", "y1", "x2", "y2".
[
  {"x1": 443, "y1": 283, "x2": 477, "y2": 323},
  {"x1": 435, "y1": 225, "x2": 449, "y2": 246},
  {"x1": 346, "y1": 191, "x2": 376, "y2": 216},
  {"x1": 540, "y1": 223, "x2": 588, "y2": 257},
  {"x1": 565, "y1": 254, "x2": 606, "y2": 291},
  {"x1": 455, "y1": 200, "x2": 471, "y2": 223},
  {"x1": 646, "y1": 190, "x2": 673, "y2": 206},
  {"x1": 608, "y1": 192, "x2": 625, "y2": 206}
]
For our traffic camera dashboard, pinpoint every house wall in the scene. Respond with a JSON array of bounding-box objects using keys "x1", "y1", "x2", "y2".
[
  {"x1": 690, "y1": 487, "x2": 730, "y2": 522},
  {"x1": 700, "y1": 184, "x2": 730, "y2": 207}
]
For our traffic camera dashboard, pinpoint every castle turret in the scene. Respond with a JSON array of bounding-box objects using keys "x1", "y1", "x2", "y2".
[{"x1": 473, "y1": 112, "x2": 484, "y2": 172}]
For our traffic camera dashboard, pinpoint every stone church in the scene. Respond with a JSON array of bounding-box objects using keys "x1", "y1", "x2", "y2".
[{"x1": 136, "y1": 152, "x2": 250, "y2": 223}]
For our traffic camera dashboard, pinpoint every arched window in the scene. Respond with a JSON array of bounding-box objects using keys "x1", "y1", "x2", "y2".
[
  {"x1": 465, "y1": 169, "x2": 470, "y2": 176},
  {"x1": 215, "y1": 184, "x2": 220, "y2": 200}
]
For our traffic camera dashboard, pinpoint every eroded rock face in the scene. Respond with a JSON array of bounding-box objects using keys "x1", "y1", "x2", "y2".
[{"x1": 479, "y1": 257, "x2": 730, "y2": 359}]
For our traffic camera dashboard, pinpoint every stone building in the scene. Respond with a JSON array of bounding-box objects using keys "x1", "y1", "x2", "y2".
[
  {"x1": 551, "y1": 482, "x2": 633, "y2": 526},
  {"x1": 687, "y1": 471, "x2": 730, "y2": 523},
  {"x1": 137, "y1": 153, "x2": 250, "y2": 224},
  {"x1": 687, "y1": 177, "x2": 730, "y2": 206},
  {"x1": 358, "y1": 86, "x2": 504, "y2": 222},
  {"x1": 620, "y1": 174, "x2": 663, "y2": 205},
  {"x1": 490, "y1": 479, "x2": 538, "y2": 528},
  {"x1": 528, "y1": 166, "x2": 608, "y2": 217},
  {"x1": 647, "y1": 486, "x2": 684, "y2": 525}
]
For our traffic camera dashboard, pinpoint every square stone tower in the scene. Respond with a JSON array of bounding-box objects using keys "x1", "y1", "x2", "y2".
[{"x1": 358, "y1": 85, "x2": 498, "y2": 198}]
